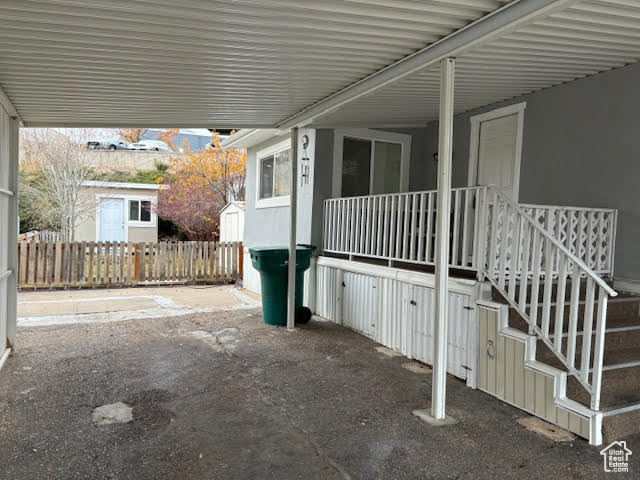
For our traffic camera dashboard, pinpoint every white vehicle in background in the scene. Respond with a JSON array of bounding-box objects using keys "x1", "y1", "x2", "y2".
[
  {"x1": 87, "y1": 137, "x2": 130, "y2": 150},
  {"x1": 128, "y1": 140, "x2": 172, "y2": 152}
]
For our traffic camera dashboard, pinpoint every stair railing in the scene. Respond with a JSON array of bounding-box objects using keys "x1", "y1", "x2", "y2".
[{"x1": 481, "y1": 187, "x2": 618, "y2": 411}]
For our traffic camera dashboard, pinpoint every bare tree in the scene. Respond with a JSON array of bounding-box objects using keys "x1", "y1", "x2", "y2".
[{"x1": 20, "y1": 129, "x2": 102, "y2": 241}]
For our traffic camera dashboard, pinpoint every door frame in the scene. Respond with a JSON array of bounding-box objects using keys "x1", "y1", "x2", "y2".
[
  {"x1": 96, "y1": 196, "x2": 127, "y2": 242},
  {"x1": 467, "y1": 101, "x2": 526, "y2": 201}
]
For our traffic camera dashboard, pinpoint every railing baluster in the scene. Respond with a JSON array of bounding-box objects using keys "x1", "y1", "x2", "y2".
[
  {"x1": 382, "y1": 196, "x2": 390, "y2": 258},
  {"x1": 389, "y1": 195, "x2": 397, "y2": 261},
  {"x1": 365, "y1": 196, "x2": 372, "y2": 256},
  {"x1": 580, "y1": 278, "x2": 596, "y2": 382},
  {"x1": 417, "y1": 192, "x2": 426, "y2": 262},
  {"x1": 566, "y1": 264, "x2": 582, "y2": 369},
  {"x1": 591, "y1": 286, "x2": 608, "y2": 410},
  {"x1": 354, "y1": 198, "x2": 361, "y2": 255},
  {"x1": 394, "y1": 195, "x2": 403, "y2": 260},
  {"x1": 488, "y1": 200, "x2": 500, "y2": 279},
  {"x1": 376, "y1": 196, "x2": 383, "y2": 257},
  {"x1": 402, "y1": 193, "x2": 410, "y2": 261},
  {"x1": 541, "y1": 238, "x2": 554, "y2": 337},
  {"x1": 553, "y1": 255, "x2": 568, "y2": 357},
  {"x1": 518, "y1": 224, "x2": 532, "y2": 311},
  {"x1": 426, "y1": 191, "x2": 434, "y2": 263},
  {"x1": 498, "y1": 202, "x2": 510, "y2": 290},
  {"x1": 461, "y1": 188, "x2": 472, "y2": 268},
  {"x1": 529, "y1": 229, "x2": 541, "y2": 329},
  {"x1": 507, "y1": 205, "x2": 521, "y2": 300},
  {"x1": 452, "y1": 189, "x2": 461, "y2": 266},
  {"x1": 410, "y1": 193, "x2": 418, "y2": 261}
]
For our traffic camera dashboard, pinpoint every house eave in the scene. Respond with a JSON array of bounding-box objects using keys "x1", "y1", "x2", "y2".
[{"x1": 220, "y1": 129, "x2": 284, "y2": 149}]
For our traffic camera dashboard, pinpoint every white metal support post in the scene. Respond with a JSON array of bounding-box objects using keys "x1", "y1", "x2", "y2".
[
  {"x1": 287, "y1": 127, "x2": 299, "y2": 330},
  {"x1": 0, "y1": 104, "x2": 19, "y2": 359},
  {"x1": 431, "y1": 57, "x2": 455, "y2": 420}
]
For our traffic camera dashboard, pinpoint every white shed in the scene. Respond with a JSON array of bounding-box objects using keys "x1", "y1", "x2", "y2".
[{"x1": 219, "y1": 202, "x2": 245, "y2": 243}]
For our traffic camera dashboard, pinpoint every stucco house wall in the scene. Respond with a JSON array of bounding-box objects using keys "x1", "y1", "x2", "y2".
[
  {"x1": 243, "y1": 128, "x2": 317, "y2": 249},
  {"x1": 423, "y1": 61, "x2": 640, "y2": 281},
  {"x1": 242, "y1": 62, "x2": 640, "y2": 283}
]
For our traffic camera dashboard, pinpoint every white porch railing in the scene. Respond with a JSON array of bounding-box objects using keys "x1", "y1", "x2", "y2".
[
  {"x1": 522, "y1": 204, "x2": 617, "y2": 275},
  {"x1": 323, "y1": 187, "x2": 617, "y2": 277},
  {"x1": 484, "y1": 188, "x2": 618, "y2": 410},
  {"x1": 323, "y1": 186, "x2": 489, "y2": 270}
]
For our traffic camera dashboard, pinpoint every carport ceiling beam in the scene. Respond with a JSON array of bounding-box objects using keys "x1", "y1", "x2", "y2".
[{"x1": 276, "y1": 0, "x2": 579, "y2": 130}]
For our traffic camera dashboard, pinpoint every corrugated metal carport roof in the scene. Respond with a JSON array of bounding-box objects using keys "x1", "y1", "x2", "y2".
[
  {"x1": 1, "y1": 1, "x2": 639, "y2": 130},
  {"x1": 314, "y1": 0, "x2": 640, "y2": 126},
  {"x1": 0, "y1": 0, "x2": 512, "y2": 127}
]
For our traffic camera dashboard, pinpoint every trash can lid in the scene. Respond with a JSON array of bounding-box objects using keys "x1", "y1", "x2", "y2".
[{"x1": 249, "y1": 246, "x2": 313, "y2": 256}]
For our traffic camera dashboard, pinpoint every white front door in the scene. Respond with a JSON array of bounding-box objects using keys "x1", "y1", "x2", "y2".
[
  {"x1": 470, "y1": 103, "x2": 525, "y2": 201},
  {"x1": 99, "y1": 198, "x2": 125, "y2": 241}
]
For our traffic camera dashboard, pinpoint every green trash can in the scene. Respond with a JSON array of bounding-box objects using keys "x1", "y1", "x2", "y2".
[{"x1": 249, "y1": 245, "x2": 316, "y2": 326}]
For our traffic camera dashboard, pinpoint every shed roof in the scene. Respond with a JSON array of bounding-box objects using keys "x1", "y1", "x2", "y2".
[
  {"x1": 80, "y1": 181, "x2": 167, "y2": 191},
  {"x1": 220, "y1": 201, "x2": 246, "y2": 214}
]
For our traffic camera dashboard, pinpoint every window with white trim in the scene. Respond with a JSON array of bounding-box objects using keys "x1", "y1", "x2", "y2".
[
  {"x1": 128, "y1": 199, "x2": 152, "y2": 222},
  {"x1": 256, "y1": 140, "x2": 290, "y2": 208}
]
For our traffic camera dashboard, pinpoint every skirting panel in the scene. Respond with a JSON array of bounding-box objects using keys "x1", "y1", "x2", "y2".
[
  {"x1": 242, "y1": 249, "x2": 262, "y2": 294},
  {"x1": 477, "y1": 303, "x2": 590, "y2": 439},
  {"x1": 313, "y1": 256, "x2": 479, "y2": 385}
]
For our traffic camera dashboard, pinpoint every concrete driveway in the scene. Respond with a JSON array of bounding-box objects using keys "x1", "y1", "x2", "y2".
[
  {"x1": 0, "y1": 286, "x2": 635, "y2": 479},
  {"x1": 17, "y1": 285, "x2": 261, "y2": 326}
]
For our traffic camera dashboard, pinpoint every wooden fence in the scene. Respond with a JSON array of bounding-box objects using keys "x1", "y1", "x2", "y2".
[
  {"x1": 17, "y1": 241, "x2": 243, "y2": 289},
  {"x1": 18, "y1": 230, "x2": 62, "y2": 243}
]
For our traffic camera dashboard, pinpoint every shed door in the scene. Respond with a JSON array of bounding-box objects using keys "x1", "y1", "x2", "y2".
[
  {"x1": 342, "y1": 272, "x2": 377, "y2": 339},
  {"x1": 226, "y1": 211, "x2": 239, "y2": 242},
  {"x1": 99, "y1": 198, "x2": 125, "y2": 241},
  {"x1": 476, "y1": 113, "x2": 519, "y2": 201},
  {"x1": 410, "y1": 286, "x2": 471, "y2": 381}
]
